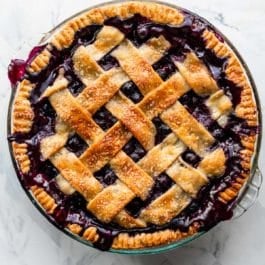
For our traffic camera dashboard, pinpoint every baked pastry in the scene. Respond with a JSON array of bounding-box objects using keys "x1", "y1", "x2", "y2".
[{"x1": 8, "y1": 1, "x2": 259, "y2": 251}]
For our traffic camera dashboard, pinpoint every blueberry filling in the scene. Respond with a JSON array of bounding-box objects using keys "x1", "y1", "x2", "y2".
[
  {"x1": 39, "y1": 160, "x2": 59, "y2": 179},
  {"x1": 125, "y1": 173, "x2": 174, "y2": 218},
  {"x1": 125, "y1": 197, "x2": 144, "y2": 218},
  {"x1": 75, "y1": 25, "x2": 103, "y2": 46},
  {"x1": 145, "y1": 172, "x2": 175, "y2": 207},
  {"x1": 105, "y1": 14, "x2": 152, "y2": 46},
  {"x1": 32, "y1": 100, "x2": 56, "y2": 132},
  {"x1": 68, "y1": 192, "x2": 88, "y2": 210},
  {"x1": 68, "y1": 77, "x2": 85, "y2": 96},
  {"x1": 93, "y1": 106, "x2": 117, "y2": 131},
  {"x1": 120, "y1": 81, "x2": 143, "y2": 103},
  {"x1": 65, "y1": 133, "x2": 88, "y2": 157},
  {"x1": 8, "y1": 10, "x2": 258, "y2": 251},
  {"x1": 64, "y1": 59, "x2": 85, "y2": 96},
  {"x1": 98, "y1": 54, "x2": 120, "y2": 71},
  {"x1": 94, "y1": 165, "x2": 118, "y2": 186},
  {"x1": 93, "y1": 229, "x2": 119, "y2": 251},
  {"x1": 179, "y1": 91, "x2": 256, "y2": 138},
  {"x1": 122, "y1": 137, "x2": 146, "y2": 162},
  {"x1": 181, "y1": 149, "x2": 201, "y2": 167},
  {"x1": 153, "y1": 56, "x2": 177, "y2": 81},
  {"x1": 152, "y1": 116, "x2": 172, "y2": 145}
]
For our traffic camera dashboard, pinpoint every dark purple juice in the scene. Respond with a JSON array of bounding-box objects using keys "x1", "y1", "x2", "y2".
[{"x1": 8, "y1": 46, "x2": 46, "y2": 88}]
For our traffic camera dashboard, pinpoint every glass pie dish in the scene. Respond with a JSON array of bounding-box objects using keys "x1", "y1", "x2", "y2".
[{"x1": 7, "y1": 0, "x2": 262, "y2": 254}]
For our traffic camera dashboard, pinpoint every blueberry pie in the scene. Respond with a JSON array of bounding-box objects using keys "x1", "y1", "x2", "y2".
[{"x1": 8, "y1": 1, "x2": 259, "y2": 250}]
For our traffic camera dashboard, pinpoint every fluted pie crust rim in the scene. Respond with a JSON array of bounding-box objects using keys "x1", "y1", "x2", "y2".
[{"x1": 10, "y1": 1, "x2": 258, "y2": 250}]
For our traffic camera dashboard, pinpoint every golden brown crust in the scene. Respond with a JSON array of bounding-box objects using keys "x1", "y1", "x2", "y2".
[
  {"x1": 11, "y1": 80, "x2": 35, "y2": 174},
  {"x1": 138, "y1": 36, "x2": 170, "y2": 64},
  {"x1": 49, "y1": 88, "x2": 104, "y2": 142},
  {"x1": 80, "y1": 122, "x2": 131, "y2": 172},
  {"x1": 198, "y1": 148, "x2": 226, "y2": 177},
  {"x1": 112, "y1": 40, "x2": 163, "y2": 95},
  {"x1": 40, "y1": 117, "x2": 70, "y2": 160},
  {"x1": 12, "y1": 142, "x2": 31, "y2": 174},
  {"x1": 167, "y1": 162, "x2": 208, "y2": 198},
  {"x1": 87, "y1": 181, "x2": 135, "y2": 223},
  {"x1": 86, "y1": 26, "x2": 125, "y2": 60},
  {"x1": 31, "y1": 186, "x2": 57, "y2": 214},
  {"x1": 114, "y1": 211, "x2": 146, "y2": 228},
  {"x1": 138, "y1": 134, "x2": 185, "y2": 177},
  {"x1": 55, "y1": 175, "x2": 75, "y2": 195},
  {"x1": 161, "y1": 101, "x2": 215, "y2": 156},
  {"x1": 175, "y1": 52, "x2": 219, "y2": 95},
  {"x1": 219, "y1": 134, "x2": 257, "y2": 204},
  {"x1": 139, "y1": 72, "x2": 190, "y2": 118},
  {"x1": 28, "y1": 47, "x2": 52, "y2": 73},
  {"x1": 50, "y1": 148, "x2": 103, "y2": 201},
  {"x1": 73, "y1": 45, "x2": 103, "y2": 85},
  {"x1": 50, "y1": 2, "x2": 184, "y2": 51},
  {"x1": 112, "y1": 224, "x2": 199, "y2": 249},
  {"x1": 83, "y1": 227, "x2": 99, "y2": 242},
  {"x1": 12, "y1": 79, "x2": 34, "y2": 133},
  {"x1": 140, "y1": 185, "x2": 190, "y2": 225},
  {"x1": 67, "y1": 222, "x2": 199, "y2": 249},
  {"x1": 110, "y1": 152, "x2": 154, "y2": 200},
  {"x1": 206, "y1": 90, "x2": 232, "y2": 120},
  {"x1": 67, "y1": 224, "x2": 83, "y2": 235},
  {"x1": 77, "y1": 68, "x2": 128, "y2": 114},
  {"x1": 106, "y1": 92, "x2": 156, "y2": 150},
  {"x1": 25, "y1": 3, "x2": 183, "y2": 74}
]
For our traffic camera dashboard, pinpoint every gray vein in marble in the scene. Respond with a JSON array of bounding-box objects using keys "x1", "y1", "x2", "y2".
[
  {"x1": 76, "y1": 251, "x2": 101, "y2": 265},
  {"x1": 195, "y1": 8, "x2": 240, "y2": 31},
  {"x1": 51, "y1": 1, "x2": 62, "y2": 27},
  {"x1": 214, "y1": 12, "x2": 239, "y2": 30}
]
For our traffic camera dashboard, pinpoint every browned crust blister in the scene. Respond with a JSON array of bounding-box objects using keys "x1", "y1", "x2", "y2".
[{"x1": 11, "y1": 2, "x2": 259, "y2": 250}]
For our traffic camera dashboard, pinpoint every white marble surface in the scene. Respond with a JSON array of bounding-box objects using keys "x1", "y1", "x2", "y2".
[{"x1": 0, "y1": 0, "x2": 265, "y2": 264}]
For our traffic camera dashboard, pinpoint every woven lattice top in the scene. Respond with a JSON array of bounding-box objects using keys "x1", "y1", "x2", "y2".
[
  {"x1": 35, "y1": 24, "x2": 234, "y2": 228},
  {"x1": 9, "y1": 2, "x2": 258, "y2": 250}
]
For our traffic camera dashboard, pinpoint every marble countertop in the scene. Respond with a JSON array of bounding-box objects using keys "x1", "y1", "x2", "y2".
[{"x1": 0, "y1": 0, "x2": 265, "y2": 264}]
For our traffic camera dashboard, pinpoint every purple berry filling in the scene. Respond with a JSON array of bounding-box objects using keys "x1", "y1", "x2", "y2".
[
  {"x1": 65, "y1": 133, "x2": 88, "y2": 157},
  {"x1": 98, "y1": 54, "x2": 120, "y2": 71},
  {"x1": 125, "y1": 173, "x2": 174, "y2": 218},
  {"x1": 153, "y1": 56, "x2": 177, "y2": 81},
  {"x1": 181, "y1": 150, "x2": 201, "y2": 167},
  {"x1": 120, "y1": 81, "x2": 143, "y2": 103},
  {"x1": 152, "y1": 116, "x2": 173, "y2": 145},
  {"x1": 93, "y1": 106, "x2": 117, "y2": 131},
  {"x1": 122, "y1": 137, "x2": 146, "y2": 162},
  {"x1": 94, "y1": 165, "x2": 118, "y2": 186}
]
